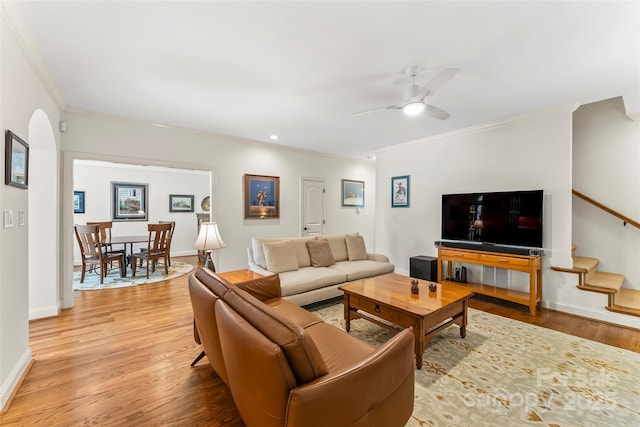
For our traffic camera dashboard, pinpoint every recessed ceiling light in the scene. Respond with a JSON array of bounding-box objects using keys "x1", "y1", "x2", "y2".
[{"x1": 270, "y1": 134, "x2": 279, "y2": 140}]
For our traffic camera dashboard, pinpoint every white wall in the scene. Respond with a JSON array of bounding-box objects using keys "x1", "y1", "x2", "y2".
[
  {"x1": 0, "y1": 4, "x2": 61, "y2": 410},
  {"x1": 573, "y1": 97, "x2": 640, "y2": 290},
  {"x1": 375, "y1": 106, "x2": 639, "y2": 329},
  {"x1": 60, "y1": 110, "x2": 376, "y2": 308},
  {"x1": 73, "y1": 160, "x2": 210, "y2": 263}
]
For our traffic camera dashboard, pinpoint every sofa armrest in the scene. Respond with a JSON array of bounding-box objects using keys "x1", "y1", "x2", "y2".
[
  {"x1": 285, "y1": 328, "x2": 414, "y2": 427},
  {"x1": 248, "y1": 247, "x2": 274, "y2": 276},
  {"x1": 367, "y1": 252, "x2": 390, "y2": 263}
]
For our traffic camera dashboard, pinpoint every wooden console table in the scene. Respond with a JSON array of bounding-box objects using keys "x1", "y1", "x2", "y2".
[{"x1": 437, "y1": 247, "x2": 542, "y2": 315}]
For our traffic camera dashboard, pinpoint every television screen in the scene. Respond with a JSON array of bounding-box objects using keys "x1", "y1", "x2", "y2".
[{"x1": 441, "y1": 190, "x2": 543, "y2": 248}]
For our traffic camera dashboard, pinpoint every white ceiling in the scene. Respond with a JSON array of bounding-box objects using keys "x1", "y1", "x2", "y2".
[{"x1": 9, "y1": 1, "x2": 640, "y2": 160}]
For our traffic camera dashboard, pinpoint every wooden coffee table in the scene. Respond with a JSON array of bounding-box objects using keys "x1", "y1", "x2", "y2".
[{"x1": 339, "y1": 273, "x2": 474, "y2": 369}]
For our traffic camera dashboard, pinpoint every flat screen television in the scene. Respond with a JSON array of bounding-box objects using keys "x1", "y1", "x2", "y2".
[{"x1": 441, "y1": 190, "x2": 543, "y2": 248}]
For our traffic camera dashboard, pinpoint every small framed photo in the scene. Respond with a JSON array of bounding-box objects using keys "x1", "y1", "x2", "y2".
[
  {"x1": 169, "y1": 194, "x2": 194, "y2": 212},
  {"x1": 5, "y1": 130, "x2": 29, "y2": 189},
  {"x1": 341, "y1": 179, "x2": 364, "y2": 207},
  {"x1": 391, "y1": 175, "x2": 410, "y2": 208},
  {"x1": 112, "y1": 182, "x2": 148, "y2": 221},
  {"x1": 244, "y1": 174, "x2": 280, "y2": 219},
  {"x1": 74, "y1": 191, "x2": 86, "y2": 214}
]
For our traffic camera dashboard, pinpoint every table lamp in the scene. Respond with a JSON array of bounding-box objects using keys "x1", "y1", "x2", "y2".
[{"x1": 193, "y1": 222, "x2": 226, "y2": 272}]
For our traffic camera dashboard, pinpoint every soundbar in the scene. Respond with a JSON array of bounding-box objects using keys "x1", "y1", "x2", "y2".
[{"x1": 434, "y1": 240, "x2": 544, "y2": 257}]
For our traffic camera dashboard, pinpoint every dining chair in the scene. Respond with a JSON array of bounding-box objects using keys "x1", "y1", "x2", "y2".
[
  {"x1": 131, "y1": 223, "x2": 172, "y2": 279},
  {"x1": 137, "y1": 220, "x2": 175, "y2": 268},
  {"x1": 87, "y1": 221, "x2": 125, "y2": 254},
  {"x1": 74, "y1": 224, "x2": 126, "y2": 284},
  {"x1": 159, "y1": 220, "x2": 175, "y2": 266}
]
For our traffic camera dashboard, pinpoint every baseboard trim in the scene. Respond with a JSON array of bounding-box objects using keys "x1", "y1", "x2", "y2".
[
  {"x1": 542, "y1": 299, "x2": 640, "y2": 330},
  {"x1": 0, "y1": 348, "x2": 33, "y2": 412},
  {"x1": 29, "y1": 303, "x2": 60, "y2": 320}
]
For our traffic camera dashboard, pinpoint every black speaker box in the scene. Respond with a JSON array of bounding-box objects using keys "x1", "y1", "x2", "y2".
[{"x1": 409, "y1": 255, "x2": 438, "y2": 282}]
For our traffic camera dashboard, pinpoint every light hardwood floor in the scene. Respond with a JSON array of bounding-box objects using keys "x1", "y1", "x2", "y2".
[{"x1": 1, "y1": 256, "x2": 637, "y2": 425}]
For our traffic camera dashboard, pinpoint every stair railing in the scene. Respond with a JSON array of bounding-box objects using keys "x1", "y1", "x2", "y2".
[{"x1": 572, "y1": 189, "x2": 640, "y2": 229}]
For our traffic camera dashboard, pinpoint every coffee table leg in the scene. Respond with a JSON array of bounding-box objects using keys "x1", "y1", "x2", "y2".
[
  {"x1": 460, "y1": 299, "x2": 468, "y2": 338},
  {"x1": 414, "y1": 324, "x2": 423, "y2": 369},
  {"x1": 343, "y1": 294, "x2": 351, "y2": 332}
]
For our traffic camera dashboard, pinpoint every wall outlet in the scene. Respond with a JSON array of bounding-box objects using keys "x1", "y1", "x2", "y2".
[{"x1": 3, "y1": 210, "x2": 14, "y2": 228}]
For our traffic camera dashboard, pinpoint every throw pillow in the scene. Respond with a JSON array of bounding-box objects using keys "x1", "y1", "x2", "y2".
[
  {"x1": 345, "y1": 234, "x2": 367, "y2": 261},
  {"x1": 306, "y1": 238, "x2": 335, "y2": 267},
  {"x1": 263, "y1": 241, "x2": 299, "y2": 274}
]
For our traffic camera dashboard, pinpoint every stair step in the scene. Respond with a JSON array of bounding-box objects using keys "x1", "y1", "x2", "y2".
[
  {"x1": 585, "y1": 271, "x2": 624, "y2": 292},
  {"x1": 613, "y1": 288, "x2": 640, "y2": 310},
  {"x1": 572, "y1": 256, "x2": 599, "y2": 272}
]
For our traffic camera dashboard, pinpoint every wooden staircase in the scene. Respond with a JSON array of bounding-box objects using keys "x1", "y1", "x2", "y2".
[{"x1": 552, "y1": 245, "x2": 640, "y2": 317}]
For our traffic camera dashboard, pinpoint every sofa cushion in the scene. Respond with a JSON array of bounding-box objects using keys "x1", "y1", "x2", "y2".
[
  {"x1": 325, "y1": 235, "x2": 349, "y2": 262},
  {"x1": 330, "y1": 260, "x2": 395, "y2": 281},
  {"x1": 345, "y1": 234, "x2": 367, "y2": 261},
  {"x1": 252, "y1": 237, "x2": 279, "y2": 269},
  {"x1": 222, "y1": 287, "x2": 329, "y2": 384},
  {"x1": 306, "y1": 238, "x2": 335, "y2": 267},
  {"x1": 263, "y1": 241, "x2": 299, "y2": 273},
  {"x1": 278, "y1": 267, "x2": 347, "y2": 296}
]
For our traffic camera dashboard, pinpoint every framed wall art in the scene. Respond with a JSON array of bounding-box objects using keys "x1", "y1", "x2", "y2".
[
  {"x1": 74, "y1": 191, "x2": 86, "y2": 214},
  {"x1": 169, "y1": 194, "x2": 194, "y2": 212},
  {"x1": 5, "y1": 130, "x2": 29, "y2": 189},
  {"x1": 111, "y1": 182, "x2": 148, "y2": 221},
  {"x1": 244, "y1": 174, "x2": 280, "y2": 219},
  {"x1": 391, "y1": 175, "x2": 410, "y2": 208},
  {"x1": 341, "y1": 179, "x2": 364, "y2": 207}
]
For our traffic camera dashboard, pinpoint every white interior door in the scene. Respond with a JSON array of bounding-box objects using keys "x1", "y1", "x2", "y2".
[{"x1": 302, "y1": 178, "x2": 325, "y2": 236}]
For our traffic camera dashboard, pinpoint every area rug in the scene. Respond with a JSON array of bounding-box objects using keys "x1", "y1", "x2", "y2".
[
  {"x1": 73, "y1": 261, "x2": 193, "y2": 290},
  {"x1": 311, "y1": 303, "x2": 640, "y2": 427}
]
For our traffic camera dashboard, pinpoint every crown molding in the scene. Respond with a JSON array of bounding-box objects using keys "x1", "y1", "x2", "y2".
[
  {"x1": 1, "y1": 2, "x2": 66, "y2": 112},
  {"x1": 376, "y1": 103, "x2": 580, "y2": 154}
]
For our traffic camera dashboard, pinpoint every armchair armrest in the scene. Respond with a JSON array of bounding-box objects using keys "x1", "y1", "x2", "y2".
[{"x1": 285, "y1": 328, "x2": 414, "y2": 427}]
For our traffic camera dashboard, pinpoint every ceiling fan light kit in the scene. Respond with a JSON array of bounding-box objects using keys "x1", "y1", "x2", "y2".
[{"x1": 402, "y1": 102, "x2": 425, "y2": 116}]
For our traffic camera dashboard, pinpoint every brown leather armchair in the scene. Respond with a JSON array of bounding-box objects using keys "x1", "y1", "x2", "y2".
[{"x1": 188, "y1": 268, "x2": 415, "y2": 427}]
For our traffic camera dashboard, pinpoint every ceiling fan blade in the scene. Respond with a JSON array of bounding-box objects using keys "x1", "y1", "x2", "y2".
[
  {"x1": 353, "y1": 104, "x2": 402, "y2": 116},
  {"x1": 425, "y1": 104, "x2": 451, "y2": 120},
  {"x1": 412, "y1": 68, "x2": 460, "y2": 100}
]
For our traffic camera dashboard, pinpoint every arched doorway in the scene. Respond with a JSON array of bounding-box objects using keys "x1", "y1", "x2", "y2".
[{"x1": 28, "y1": 110, "x2": 59, "y2": 319}]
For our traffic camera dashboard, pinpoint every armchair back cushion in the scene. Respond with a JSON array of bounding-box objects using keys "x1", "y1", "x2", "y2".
[
  {"x1": 222, "y1": 287, "x2": 329, "y2": 383},
  {"x1": 216, "y1": 300, "x2": 295, "y2": 427},
  {"x1": 188, "y1": 274, "x2": 229, "y2": 384}
]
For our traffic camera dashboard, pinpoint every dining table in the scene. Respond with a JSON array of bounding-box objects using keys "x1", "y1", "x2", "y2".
[{"x1": 110, "y1": 235, "x2": 148, "y2": 267}]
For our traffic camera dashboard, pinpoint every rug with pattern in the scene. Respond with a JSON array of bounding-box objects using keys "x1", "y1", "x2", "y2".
[{"x1": 311, "y1": 303, "x2": 640, "y2": 426}]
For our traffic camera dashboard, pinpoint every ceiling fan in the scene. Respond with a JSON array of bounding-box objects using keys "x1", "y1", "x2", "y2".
[{"x1": 354, "y1": 68, "x2": 459, "y2": 119}]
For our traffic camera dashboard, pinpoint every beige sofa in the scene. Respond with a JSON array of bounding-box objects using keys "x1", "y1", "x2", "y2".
[{"x1": 248, "y1": 233, "x2": 394, "y2": 306}]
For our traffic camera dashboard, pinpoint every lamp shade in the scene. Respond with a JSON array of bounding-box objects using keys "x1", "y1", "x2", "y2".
[{"x1": 193, "y1": 222, "x2": 226, "y2": 251}]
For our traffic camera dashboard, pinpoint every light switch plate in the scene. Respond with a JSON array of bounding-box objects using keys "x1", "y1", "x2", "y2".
[
  {"x1": 3, "y1": 210, "x2": 14, "y2": 228},
  {"x1": 19, "y1": 210, "x2": 25, "y2": 226}
]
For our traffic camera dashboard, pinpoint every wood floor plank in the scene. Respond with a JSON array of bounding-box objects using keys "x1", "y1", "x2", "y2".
[{"x1": 1, "y1": 256, "x2": 637, "y2": 426}]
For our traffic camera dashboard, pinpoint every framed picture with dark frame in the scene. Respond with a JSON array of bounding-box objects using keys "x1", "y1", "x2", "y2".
[
  {"x1": 5, "y1": 130, "x2": 29, "y2": 189},
  {"x1": 244, "y1": 174, "x2": 280, "y2": 219},
  {"x1": 111, "y1": 182, "x2": 148, "y2": 221},
  {"x1": 341, "y1": 179, "x2": 364, "y2": 207},
  {"x1": 74, "y1": 191, "x2": 85, "y2": 214},
  {"x1": 391, "y1": 175, "x2": 410, "y2": 208},
  {"x1": 169, "y1": 194, "x2": 194, "y2": 212}
]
